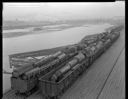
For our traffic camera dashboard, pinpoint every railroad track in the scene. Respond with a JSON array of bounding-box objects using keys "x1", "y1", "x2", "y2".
[{"x1": 3, "y1": 90, "x2": 27, "y2": 99}]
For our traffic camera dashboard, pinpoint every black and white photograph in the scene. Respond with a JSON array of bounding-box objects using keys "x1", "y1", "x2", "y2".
[{"x1": 2, "y1": 1, "x2": 125, "y2": 99}]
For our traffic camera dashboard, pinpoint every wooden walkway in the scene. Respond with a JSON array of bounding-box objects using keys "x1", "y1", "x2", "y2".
[{"x1": 3, "y1": 28, "x2": 125, "y2": 99}]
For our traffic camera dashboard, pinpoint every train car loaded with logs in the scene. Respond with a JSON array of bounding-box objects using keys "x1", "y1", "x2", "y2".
[{"x1": 8, "y1": 25, "x2": 123, "y2": 98}]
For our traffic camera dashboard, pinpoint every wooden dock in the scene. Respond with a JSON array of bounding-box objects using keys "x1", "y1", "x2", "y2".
[{"x1": 3, "y1": 28, "x2": 125, "y2": 99}]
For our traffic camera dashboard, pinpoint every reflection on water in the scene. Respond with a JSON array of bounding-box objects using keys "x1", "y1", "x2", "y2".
[{"x1": 3, "y1": 23, "x2": 113, "y2": 93}]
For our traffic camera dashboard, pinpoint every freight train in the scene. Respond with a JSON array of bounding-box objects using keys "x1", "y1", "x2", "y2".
[
  {"x1": 39, "y1": 25, "x2": 123, "y2": 99},
  {"x1": 10, "y1": 25, "x2": 123, "y2": 98}
]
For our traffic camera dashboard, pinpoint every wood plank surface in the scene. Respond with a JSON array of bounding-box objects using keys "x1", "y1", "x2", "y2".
[{"x1": 98, "y1": 49, "x2": 125, "y2": 99}]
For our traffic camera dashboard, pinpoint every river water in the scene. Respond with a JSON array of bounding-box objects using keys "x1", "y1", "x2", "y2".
[{"x1": 3, "y1": 23, "x2": 113, "y2": 93}]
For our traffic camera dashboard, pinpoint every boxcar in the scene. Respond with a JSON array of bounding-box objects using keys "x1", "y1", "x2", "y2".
[{"x1": 39, "y1": 59, "x2": 89, "y2": 99}]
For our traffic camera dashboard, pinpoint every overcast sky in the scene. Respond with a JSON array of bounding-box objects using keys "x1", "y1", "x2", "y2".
[{"x1": 3, "y1": 2, "x2": 125, "y2": 21}]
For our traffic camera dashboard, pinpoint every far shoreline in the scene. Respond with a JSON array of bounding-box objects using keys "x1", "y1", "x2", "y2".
[{"x1": 3, "y1": 22, "x2": 109, "y2": 39}]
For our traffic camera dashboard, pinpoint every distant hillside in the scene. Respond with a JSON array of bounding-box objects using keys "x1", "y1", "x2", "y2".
[
  {"x1": 3, "y1": 17, "x2": 125, "y2": 30},
  {"x1": 3, "y1": 20, "x2": 59, "y2": 30},
  {"x1": 3, "y1": 20, "x2": 30, "y2": 30}
]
